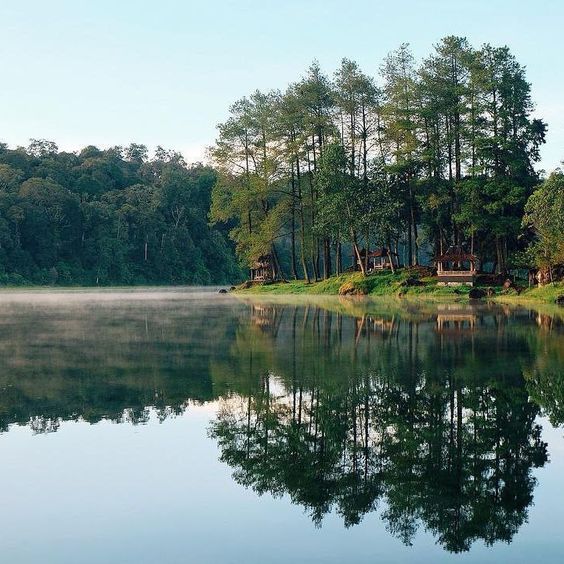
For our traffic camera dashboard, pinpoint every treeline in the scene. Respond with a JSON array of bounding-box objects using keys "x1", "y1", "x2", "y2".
[
  {"x1": 0, "y1": 140, "x2": 242, "y2": 285},
  {"x1": 211, "y1": 36, "x2": 555, "y2": 281}
]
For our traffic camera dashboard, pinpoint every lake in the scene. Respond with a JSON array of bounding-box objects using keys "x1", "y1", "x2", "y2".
[{"x1": 0, "y1": 288, "x2": 563, "y2": 563}]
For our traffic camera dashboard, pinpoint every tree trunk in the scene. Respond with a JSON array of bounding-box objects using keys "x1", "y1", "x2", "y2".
[
  {"x1": 387, "y1": 239, "x2": 396, "y2": 274},
  {"x1": 412, "y1": 218, "x2": 419, "y2": 265},
  {"x1": 312, "y1": 245, "x2": 319, "y2": 281},
  {"x1": 296, "y1": 157, "x2": 310, "y2": 284},
  {"x1": 290, "y1": 165, "x2": 298, "y2": 279},
  {"x1": 495, "y1": 237, "x2": 503, "y2": 275},
  {"x1": 307, "y1": 148, "x2": 318, "y2": 281},
  {"x1": 315, "y1": 239, "x2": 321, "y2": 280},
  {"x1": 352, "y1": 231, "x2": 366, "y2": 276},
  {"x1": 409, "y1": 179, "x2": 418, "y2": 265},
  {"x1": 406, "y1": 213, "x2": 413, "y2": 268},
  {"x1": 271, "y1": 244, "x2": 283, "y2": 280},
  {"x1": 323, "y1": 238, "x2": 331, "y2": 279}
]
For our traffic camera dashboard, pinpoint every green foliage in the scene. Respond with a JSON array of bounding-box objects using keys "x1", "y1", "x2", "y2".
[
  {"x1": 523, "y1": 171, "x2": 564, "y2": 271},
  {"x1": 211, "y1": 37, "x2": 547, "y2": 281},
  {"x1": 0, "y1": 142, "x2": 243, "y2": 285}
]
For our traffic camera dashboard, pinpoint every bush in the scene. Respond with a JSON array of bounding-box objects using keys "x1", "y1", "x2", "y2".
[{"x1": 338, "y1": 281, "x2": 366, "y2": 296}]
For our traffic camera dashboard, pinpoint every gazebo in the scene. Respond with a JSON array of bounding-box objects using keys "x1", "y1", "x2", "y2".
[{"x1": 434, "y1": 245, "x2": 477, "y2": 286}]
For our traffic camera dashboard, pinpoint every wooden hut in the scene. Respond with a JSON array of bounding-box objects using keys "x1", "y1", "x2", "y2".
[
  {"x1": 353, "y1": 248, "x2": 398, "y2": 272},
  {"x1": 434, "y1": 245, "x2": 477, "y2": 286},
  {"x1": 250, "y1": 254, "x2": 274, "y2": 282},
  {"x1": 367, "y1": 248, "x2": 398, "y2": 271}
]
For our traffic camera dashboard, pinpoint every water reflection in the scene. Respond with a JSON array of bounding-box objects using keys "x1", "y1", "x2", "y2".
[
  {"x1": 0, "y1": 293, "x2": 563, "y2": 554},
  {"x1": 210, "y1": 299, "x2": 561, "y2": 552}
]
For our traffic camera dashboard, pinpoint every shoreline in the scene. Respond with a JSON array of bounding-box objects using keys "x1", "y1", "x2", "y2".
[
  {"x1": 234, "y1": 271, "x2": 564, "y2": 305},
  {"x1": 0, "y1": 276, "x2": 561, "y2": 306}
]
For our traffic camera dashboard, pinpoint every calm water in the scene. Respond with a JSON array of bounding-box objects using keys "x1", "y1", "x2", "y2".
[{"x1": 0, "y1": 288, "x2": 563, "y2": 563}]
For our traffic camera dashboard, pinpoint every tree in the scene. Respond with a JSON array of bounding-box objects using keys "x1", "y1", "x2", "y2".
[
  {"x1": 211, "y1": 91, "x2": 288, "y2": 279},
  {"x1": 315, "y1": 143, "x2": 367, "y2": 274},
  {"x1": 381, "y1": 43, "x2": 421, "y2": 265},
  {"x1": 522, "y1": 171, "x2": 564, "y2": 282},
  {"x1": 205, "y1": 38, "x2": 547, "y2": 282}
]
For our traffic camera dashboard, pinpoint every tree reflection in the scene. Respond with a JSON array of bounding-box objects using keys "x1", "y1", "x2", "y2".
[
  {"x1": 210, "y1": 301, "x2": 556, "y2": 553},
  {"x1": 524, "y1": 314, "x2": 564, "y2": 426},
  {"x1": 0, "y1": 296, "x2": 561, "y2": 554},
  {"x1": 0, "y1": 300, "x2": 228, "y2": 432}
]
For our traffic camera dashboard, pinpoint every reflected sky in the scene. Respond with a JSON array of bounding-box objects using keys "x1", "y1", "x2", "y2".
[{"x1": 0, "y1": 289, "x2": 563, "y2": 563}]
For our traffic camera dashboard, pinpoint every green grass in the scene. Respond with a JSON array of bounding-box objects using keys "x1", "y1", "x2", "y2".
[
  {"x1": 494, "y1": 282, "x2": 564, "y2": 304},
  {"x1": 235, "y1": 271, "x2": 564, "y2": 304}
]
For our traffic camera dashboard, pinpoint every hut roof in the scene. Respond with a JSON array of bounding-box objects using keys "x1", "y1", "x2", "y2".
[
  {"x1": 367, "y1": 247, "x2": 398, "y2": 258},
  {"x1": 434, "y1": 245, "x2": 477, "y2": 263},
  {"x1": 353, "y1": 247, "x2": 398, "y2": 259},
  {"x1": 251, "y1": 254, "x2": 272, "y2": 269}
]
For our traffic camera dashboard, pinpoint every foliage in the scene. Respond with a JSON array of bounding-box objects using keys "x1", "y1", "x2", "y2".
[
  {"x1": 0, "y1": 142, "x2": 243, "y2": 285},
  {"x1": 211, "y1": 37, "x2": 548, "y2": 280},
  {"x1": 522, "y1": 171, "x2": 564, "y2": 273}
]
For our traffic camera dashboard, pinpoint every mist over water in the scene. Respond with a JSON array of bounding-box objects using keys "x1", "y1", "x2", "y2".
[{"x1": 0, "y1": 289, "x2": 563, "y2": 563}]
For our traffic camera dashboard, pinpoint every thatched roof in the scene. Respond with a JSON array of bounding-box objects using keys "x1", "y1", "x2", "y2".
[{"x1": 434, "y1": 245, "x2": 477, "y2": 263}]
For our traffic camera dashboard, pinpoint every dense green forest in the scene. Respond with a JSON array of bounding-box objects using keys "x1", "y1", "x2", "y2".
[
  {"x1": 1, "y1": 36, "x2": 562, "y2": 287},
  {"x1": 210, "y1": 36, "x2": 563, "y2": 282},
  {"x1": 0, "y1": 141, "x2": 242, "y2": 285}
]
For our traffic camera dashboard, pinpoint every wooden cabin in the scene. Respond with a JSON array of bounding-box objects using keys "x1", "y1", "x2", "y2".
[
  {"x1": 434, "y1": 245, "x2": 477, "y2": 286},
  {"x1": 353, "y1": 248, "x2": 398, "y2": 272},
  {"x1": 250, "y1": 254, "x2": 274, "y2": 282}
]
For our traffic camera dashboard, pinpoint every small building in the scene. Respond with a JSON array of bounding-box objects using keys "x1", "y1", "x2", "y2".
[
  {"x1": 250, "y1": 254, "x2": 274, "y2": 282},
  {"x1": 353, "y1": 248, "x2": 398, "y2": 272},
  {"x1": 434, "y1": 245, "x2": 477, "y2": 286}
]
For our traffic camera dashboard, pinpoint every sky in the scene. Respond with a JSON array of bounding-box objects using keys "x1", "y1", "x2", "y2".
[{"x1": 0, "y1": 0, "x2": 562, "y2": 172}]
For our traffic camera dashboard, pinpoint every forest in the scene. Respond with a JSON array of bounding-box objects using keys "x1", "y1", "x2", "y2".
[
  {"x1": 210, "y1": 36, "x2": 563, "y2": 282},
  {"x1": 1, "y1": 36, "x2": 562, "y2": 288},
  {"x1": 0, "y1": 140, "x2": 242, "y2": 285}
]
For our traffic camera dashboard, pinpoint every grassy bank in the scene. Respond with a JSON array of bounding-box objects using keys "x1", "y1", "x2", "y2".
[
  {"x1": 235, "y1": 270, "x2": 564, "y2": 304},
  {"x1": 492, "y1": 282, "x2": 564, "y2": 304}
]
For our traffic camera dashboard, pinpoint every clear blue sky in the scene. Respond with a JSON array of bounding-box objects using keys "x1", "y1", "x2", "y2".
[{"x1": 0, "y1": 0, "x2": 562, "y2": 172}]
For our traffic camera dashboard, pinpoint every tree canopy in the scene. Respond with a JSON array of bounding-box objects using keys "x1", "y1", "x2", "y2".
[
  {"x1": 0, "y1": 141, "x2": 243, "y2": 285},
  {"x1": 211, "y1": 37, "x2": 551, "y2": 280},
  {"x1": 522, "y1": 170, "x2": 564, "y2": 280}
]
